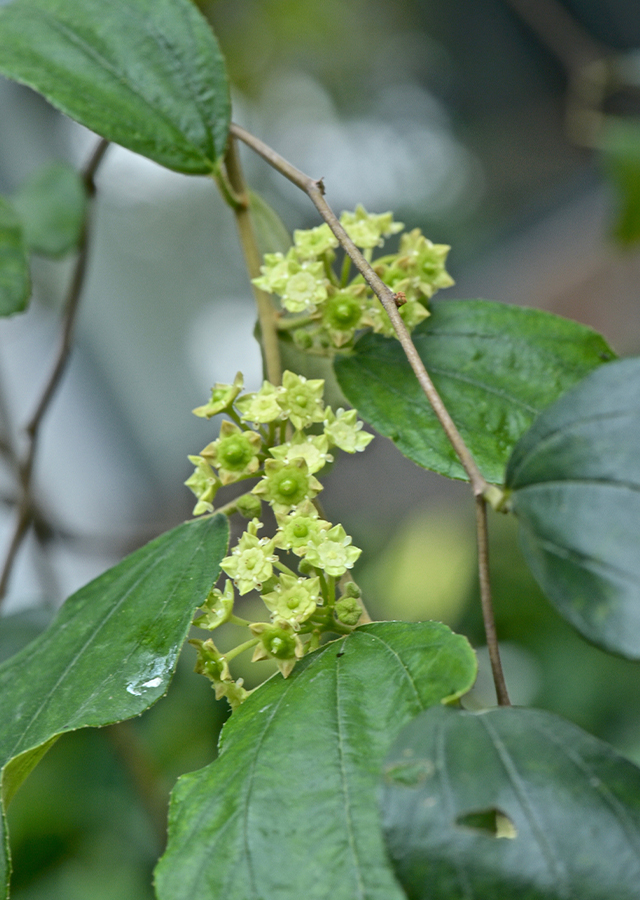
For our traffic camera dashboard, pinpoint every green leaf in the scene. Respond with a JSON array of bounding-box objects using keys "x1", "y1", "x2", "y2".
[
  {"x1": 505, "y1": 356, "x2": 640, "y2": 659},
  {"x1": 11, "y1": 162, "x2": 87, "y2": 257},
  {"x1": 334, "y1": 299, "x2": 615, "y2": 483},
  {"x1": 248, "y1": 189, "x2": 291, "y2": 257},
  {"x1": 600, "y1": 117, "x2": 640, "y2": 245},
  {"x1": 0, "y1": 0, "x2": 230, "y2": 175},
  {"x1": 0, "y1": 514, "x2": 228, "y2": 899},
  {"x1": 381, "y1": 705, "x2": 640, "y2": 900},
  {"x1": 155, "y1": 621, "x2": 477, "y2": 900},
  {"x1": 0, "y1": 196, "x2": 30, "y2": 316}
]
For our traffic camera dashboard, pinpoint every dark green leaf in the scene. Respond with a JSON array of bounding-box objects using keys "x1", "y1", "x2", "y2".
[
  {"x1": 506, "y1": 356, "x2": 640, "y2": 659},
  {"x1": 0, "y1": 196, "x2": 30, "y2": 316},
  {"x1": 155, "y1": 621, "x2": 477, "y2": 900},
  {"x1": 0, "y1": 0, "x2": 230, "y2": 175},
  {"x1": 381, "y1": 705, "x2": 640, "y2": 900},
  {"x1": 0, "y1": 515, "x2": 228, "y2": 899},
  {"x1": 0, "y1": 608, "x2": 55, "y2": 664},
  {"x1": 334, "y1": 299, "x2": 615, "y2": 483},
  {"x1": 12, "y1": 162, "x2": 87, "y2": 257},
  {"x1": 600, "y1": 117, "x2": 640, "y2": 245}
]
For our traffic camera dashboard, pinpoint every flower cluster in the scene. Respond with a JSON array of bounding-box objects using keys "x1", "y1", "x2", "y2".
[
  {"x1": 186, "y1": 371, "x2": 372, "y2": 699},
  {"x1": 252, "y1": 205, "x2": 454, "y2": 351}
]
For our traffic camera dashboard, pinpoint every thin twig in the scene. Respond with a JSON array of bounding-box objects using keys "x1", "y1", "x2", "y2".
[
  {"x1": 475, "y1": 497, "x2": 510, "y2": 706},
  {"x1": 230, "y1": 122, "x2": 489, "y2": 496},
  {"x1": 0, "y1": 138, "x2": 110, "y2": 604},
  {"x1": 220, "y1": 137, "x2": 282, "y2": 386}
]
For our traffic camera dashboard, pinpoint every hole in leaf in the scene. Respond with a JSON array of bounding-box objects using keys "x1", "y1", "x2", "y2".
[{"x1": 455, "y1": 808, "x2": 517, "y2": 839}]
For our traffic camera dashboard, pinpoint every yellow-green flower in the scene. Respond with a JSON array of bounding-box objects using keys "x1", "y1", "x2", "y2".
[
  {"x1": 269, "y1": 431, "x2": 333, "y2": 474},
  {"x1": 261, "y1": 573, "x2": 320, "y2": 626},
  {"x1": 253, "y1": 458, "x2": 322, "y2": 514},
  {"x1": 184, "y1": 455, "x2": 221, "y2": 515},
  {"x1": 293, "y1": 223, "x2": 339, "y2": 258},
  {"x1": 305, "y1": 524, "x2": 361, "y2": 576},
  {"x1": 324, "y1": 408, "x2": 374, "y2": 453},
  {"x1": 340, "y1": 204, "x2": 403, "y2": 249},
  {"x1": 200, "y1": 420, "x2": 262, "y2": 485},
  {"x1": 192, "y1": 372, "x2": 244, "y2": 418},
  {"x1": 221, "y1": 519, "x2": 278, "y2": 594},
  {"x1": 193, "y1": 579, "x2": 234, "y2": 630},
  {"x1": 250, "y1": 620, "x2": 305, "y2": 678},
  {"x1": 278, "y1": 371, "x2": 325, "y2": 430},
  {"x1": 236, "y1": 380, "x2": 283, "y2": 424},
  {"x1": 275, "y1": 500, "x2": 331, "y2": 556}
]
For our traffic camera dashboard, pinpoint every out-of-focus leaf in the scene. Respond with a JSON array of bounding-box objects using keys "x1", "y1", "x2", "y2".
[
  {"x1": 382, "y1": 705, "x2": 640, "y2": 900},
  {"x1": 12, "y1": 162, "x2": 87, "y2": 257},
  {"x1": 600, "y1": 117, "x2": 640, "y2": 244},
  {"x1": 248, "y1": 189, "x2": 291, "y2": 257},
  {"x1": 506, "y1": 356, "x2": 640, "y2": 659},
  {"x1": 0, "y1": 515, "x2": 228, "y2": 899},
  {"x1": 335, "y1": 299, "x2": 614, "y2": 483},
  {"x1": 155, "y1": 621, "x2": 477, "y2": 900},
  {"x1": 0, "y1": 196, "x2": 30, "y2": 316},
  {"x1": 0, "y1": 0, "x2": 230, "y2": 175}
]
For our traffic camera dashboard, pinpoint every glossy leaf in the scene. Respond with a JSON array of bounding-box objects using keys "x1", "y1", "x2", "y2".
[
  {"x1": 0, "y1": 514, "x2": 228, "y2": 899},
  {"x1": 381, "y1": 705, "x2": 640, "y2": 900},
  {"x1": 12, "y1": 162, "x2": 87, "y2": 257},
  {"x1": 506, "y1": 356, "x2": 640, "y2": 659},
  {"x1": 0, "y1": 196, "x2": 30, "y2": 316},
  {"x1": 334, "y1": 299, "x2": 615, "y2": 483},
  {"x1": 155, "y1": 621, "x2": 477, "y2": 900},
  {"x1": 0, "y1": 0, "x2": 230, "y2": 175}
]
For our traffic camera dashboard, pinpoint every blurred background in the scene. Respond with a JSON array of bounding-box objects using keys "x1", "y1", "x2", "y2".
[{"x1": 2, "y1": 0, "x2": 640, "y2": 896}]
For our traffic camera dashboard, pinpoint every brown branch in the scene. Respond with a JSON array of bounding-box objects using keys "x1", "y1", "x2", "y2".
[
  {"x1": 0, "y1": 138, "x2": 110, "y2": 604},
  {"x1": 229, "y1": 122, "x2": 489, "y2": 497},
  {"x1": 220, "y1": 137, "x2": 282, "y2": 385},
  {"x1": 475, "y1": 497, "x2": 510, "y2": 706}
]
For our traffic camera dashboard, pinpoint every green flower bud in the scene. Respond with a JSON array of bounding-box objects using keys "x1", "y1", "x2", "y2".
[
  {"x1": 323, "y1": 289, "x2": 363, "y2": 331},
  {"x1": 262, "y1": 573, "x2": 320, "y2": 626},
  {"x1": 253, "y1": 458, "x2": 322, "y2": 514},
  {"x1": 342, "y1": 580, "x2": 362, "y2": 599},
  {"x1": 194, "y1": 579, "x2": 234, "y2": 630},
  {"x1": 324, "y1": 408, "x2": 374, "y2": 454},
  {"x1": 278, "y1": 370, "x2": 325, "y2": 430},
  {"x1": 200, "y1": 420, "x2": 262, "y2": 485},
  {"x1": 335, "y1": 595, "x2": 362, "y2": 626},
  {"x1": 293, "y1": 328, "x2": 314, "y2": 350},
  {"x1": 235, "y1": 493, "x2": 263, "y2": 519},
  {"x1": 192, "y1": 372, "x2": 244, "y2": 418}
]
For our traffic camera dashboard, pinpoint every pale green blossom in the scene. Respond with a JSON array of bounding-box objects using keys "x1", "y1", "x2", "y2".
[
  {"x1": 221, "y1": 519, "x2": 278, "y2": 594},
  {"x1": 261, "y1": 573, "x2": 320, "y2": 626},
  {"x1": 324, "y1": 408, "x2": 374, "y2": 453},
  {"x1": 184, "y1": 455, "x2": 221, "y2": 515},
  {"x1": 192, "y1": 372, "x2": 244, "y2": 419},
  {"x1": 193, "y1": 579, "x2": 234, "y2": 630},
  {"x1": 275, "y1": 500, "x2": 331, "y2": 555},
  {"x1": 305, "y1": 524, "x2": 361, "y2": 576},
  {"x1": 253, "y1": 458, "x2": 323, "y2": 514},
  {"x1": 340, "y1": 204, "x2": 404, "y2": 249},
  {"x1": 278, "y1": 371, "x2": 325, "y2": 430},
  {"x1": 269, "y1": 431, "x2": 333, "y2": 474},
  {"x1": 236, "y1": 380, "x2": 283, "y2": 424},
  {"x1": 200, "y1": 420, "x2": 262, "y2": 485},
  {"x1": 294, "y1": 223, "x2": 339, "y2": 258}
]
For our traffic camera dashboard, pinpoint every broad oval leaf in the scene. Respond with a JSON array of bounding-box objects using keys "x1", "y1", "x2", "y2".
[
  {"x1": 0, "y1": 514, "x2": 228, "y2": 899},
  {"x1": 506, "y1": 356, "x2": 640, "y2": 659},
  {"x1": 155, "y1": 621, "x2": 477, "y2": 900},
  {"x1": 381, "y1": 705, "x2": 640, "y2": 900},
  {"x1": 0, "y1": 196, "x2": 30, "y2": 316},
  {"x1": 12, "y1": 162, "x2": 87, "y2": 257},
  {"x1": 334, "y1": 300, "x2": 615, "y2": 483},
  {"x1": 0, "y1": 0, "x2": 230, "y2": 175}
]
